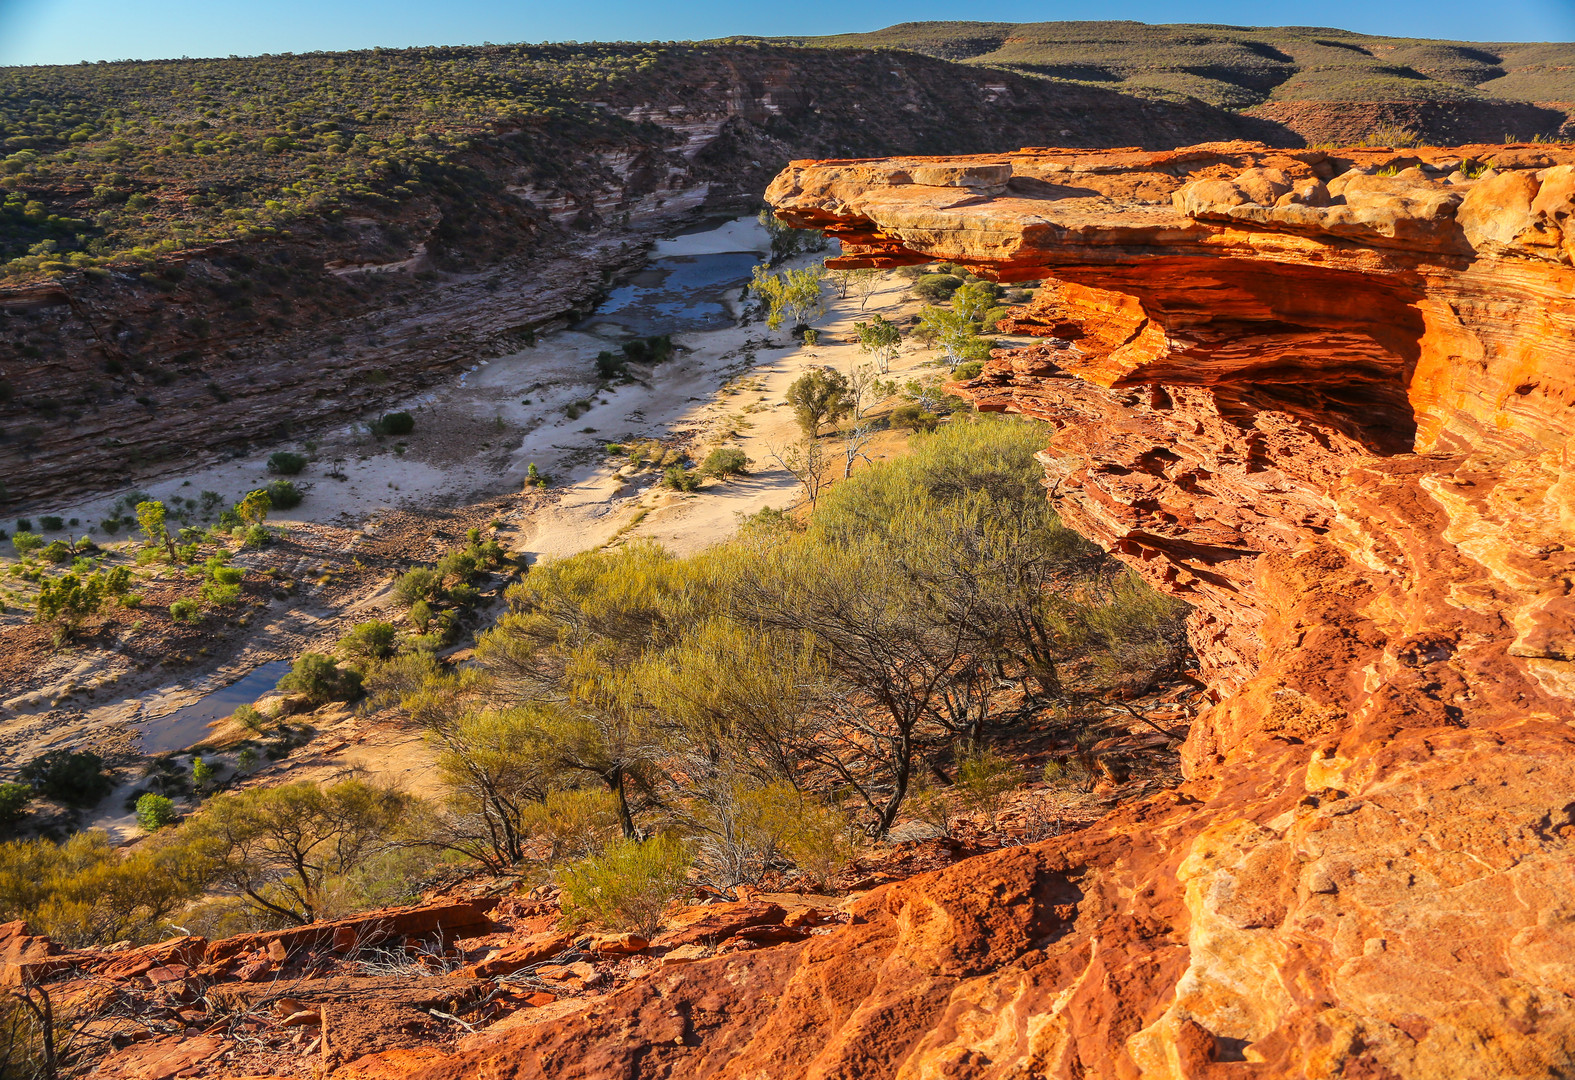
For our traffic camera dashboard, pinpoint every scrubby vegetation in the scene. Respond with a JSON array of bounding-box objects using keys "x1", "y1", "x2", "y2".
[
  {"x1": 0, "y1": 418, "x2": 1191, "y2": 948},
  {"x1": 0, "y1": 44, "x2": 747, "y2": 279}
]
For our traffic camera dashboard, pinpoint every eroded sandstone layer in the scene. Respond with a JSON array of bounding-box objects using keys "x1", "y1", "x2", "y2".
[{"x1": 362, "y1": 143, "x2": 1575, "y2": 1078}]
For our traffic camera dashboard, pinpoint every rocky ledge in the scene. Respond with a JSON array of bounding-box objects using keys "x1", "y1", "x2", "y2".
[{"x1": 345, "y1": 142, "x2": 1575, "y2": 1079}]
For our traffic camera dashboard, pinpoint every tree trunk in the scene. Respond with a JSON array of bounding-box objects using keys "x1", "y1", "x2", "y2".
[{"x1": 606, "y1": 768, "x2": 636, "y2": 840}]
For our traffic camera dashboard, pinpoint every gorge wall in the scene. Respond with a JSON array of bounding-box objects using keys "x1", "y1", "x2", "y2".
[
  {"x1": 354, "y1": 142, "x2": 1575, "y2": 1078},
  {"x1": 0, "y1": 46, "x2": 1289, "y2": 510}
]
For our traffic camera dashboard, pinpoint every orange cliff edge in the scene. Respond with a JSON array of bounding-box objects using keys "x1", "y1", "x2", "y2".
[{"x1": 343, "y1": 141, "x2": 1575, "y2": 1079}]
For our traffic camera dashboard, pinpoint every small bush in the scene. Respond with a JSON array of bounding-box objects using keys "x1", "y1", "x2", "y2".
[
  {"x1": 40, "y1": 540, "x2": 72, "y2": 565},
  {"x1": 38, "y1": 516, "x2": 64, "y2": 532},
  {"x1": 169, "y1": 598, "x2": 200, "y2": 623},
  {"x1": 890, "y1": 404, "x2": 940, "y2": 432},
  {"x1": 10, "y1": 531, "x2": 42, "y2": 558},
  {"x1": 699, "y1": 447, "x2": 749, "y2": 478},
  {"x1": 519, "y1": 789, "x2": 621, "y2": 863},
  {"x1": 191, "y1": 756, "x2": 218, "y2": 790},
  {"x1": 339, "y1": 620, "x2": 397, "y2": 662},
  {"x1": 236, "y1": 747, "x2": 260, "y2": 773},
  {"x1": 19, "y1": 750, "x2": 113, "y2": 806},
  {"x1": 558, "y1": 834, "x2": 692, "y2": 938},
  {"x1": 595, "y1": 351, "x2": 626, "y2": 379},
  {"x1": 0, "y1": 783, "x2": 31, "y2": 827},
  {"x1": 409, "y1": 599, "x2": 432, "y2": 633},
  {"x1": 266, "y1": 452, "x2": 307, "y2": 475},
  {"x1": 15, "y1": 520, "x2": 31, "y2": 532},
  {"x1": 980, "y1": 305, "x2": 1012, "y2": 332},
  {"x1": 447, "y1": 583, "x2": 481, "y2": 607},
  {"x1": 663, "y1": 465, "x2": 700, "y2": 492},
  {"x1": 951, "y1": 361, "x2": 985, "y2": 380},
  {"x1": 912, "y1": 273, "x2": 963, "y2": 303},
  {"x1": 202, "y1": 580, "x2": 242, "y2": 606},
  {"x1": 393, "y1": 567, "x2": 442, "y2": 606},
  {"x1": 277, "y1": 652, "x2": 363, "y2": 703},
  {"x1": 232, "y1": 704, "x2": 267, "y2": 732},
  {"x1": 783, "y1": 799, "x2": 856, "y2": 888},
  {"x1": 620, "y1": 334, "x2": 674, "y2": 365},
  {"x1": 905, "y1": 776, "x2": 954, "y2": 837},
  {"x1": 265, "y1": 479, "x2": 303, "y2": 509},
  {"x1": 241, "y1": 524, "x2": 270, "y2": 548},
  {"x1": 371, "y1": 411, "x2": 415, "y2": 437},
  {"x1": 955, "y1": 747, "x2": 1020, "y2": 818},
  {"x1": 135, "y1": 793, "x2": 177, "y2": 830}
]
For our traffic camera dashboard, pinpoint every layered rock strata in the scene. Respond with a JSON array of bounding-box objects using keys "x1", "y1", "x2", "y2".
[{"x1": 361, "y1": 143, "x2": 1575, "y2": 1078}]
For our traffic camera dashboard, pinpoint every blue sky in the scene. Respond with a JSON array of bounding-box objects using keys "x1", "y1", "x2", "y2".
[{"x1": 0, "y1": 0, "x2": 1570, "y2": 67}]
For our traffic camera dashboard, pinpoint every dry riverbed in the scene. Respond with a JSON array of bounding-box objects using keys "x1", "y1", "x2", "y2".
[{"x1": 0, "y1": 229, "x2": 1023, "y2": 838}]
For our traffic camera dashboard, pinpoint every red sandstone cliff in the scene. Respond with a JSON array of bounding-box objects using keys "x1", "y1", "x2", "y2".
[{"x1": 333, "y1": 143, "x2": 1575, "y2": 1079}]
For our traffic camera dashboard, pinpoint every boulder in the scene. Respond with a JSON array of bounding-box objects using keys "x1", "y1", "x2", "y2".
[
  {"x1": 0, "y1": 921, "x2": 70, "y2": 986},
  {"x1": 655, "y1": 901, "x2": 787, "y2": 948},
  {"x1": 462, "y1": 930, "x2": 572, "y2": 978}
]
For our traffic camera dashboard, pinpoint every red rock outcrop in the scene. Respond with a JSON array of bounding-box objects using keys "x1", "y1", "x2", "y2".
[{"x1": 342, "y1": 143, "x2": 1575, "y2": 1078}]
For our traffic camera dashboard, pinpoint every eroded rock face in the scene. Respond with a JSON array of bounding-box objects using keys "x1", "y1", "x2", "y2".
[{"x1": 357, "y1": 144, "x2": 1575, "y2": 1079}]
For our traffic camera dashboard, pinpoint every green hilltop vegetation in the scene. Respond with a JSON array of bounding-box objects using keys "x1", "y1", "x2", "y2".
[
  {"x1": 0, "y1": 43, "x2": 697, "y2": 279},
  {"x1": 752, "y1": 22, "x2": 1575, "y2": 111}
]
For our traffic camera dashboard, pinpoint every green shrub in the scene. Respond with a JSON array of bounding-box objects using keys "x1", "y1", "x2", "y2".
[
  {"x1": 236, "y1": 747, "x2": 259, "y2": 773},
  {"x1": 620, "y1": 334, "x2": 674, "y2": 365},
  {"x1": 10, "y1": 532, "x2": 42, "y2": 558},
  {"x1": 191, "y1": 756, "x2": 218, "y2": 790},
  {"x1": 951, "y1": 361, "x2": 985, "y2": 380},
  {"x1": 371, "y1": 411, "x2": 415, "y2": 437},
  {"x1": 265, "y1": 479, "x2": 303, "y2": 509},
  {"x1": 393, "y1": 567, "x2": 442, "y2": 606},
  {"x1": 135, "y1": 793, "x2": 177, "y2": 830},
  {"x1": 40, "y1": 540, "x2": 71, "y2": 565},
  {"x1": 663, "y1": 465, "x2": 700, "y2": 492},
  {"x1": 699, "y1": 447, "x2": 750, "y2": 478},
  {"x1": 595, "y1": 351, "x2": 626, "y2": 379},
  {"x1": 0, "y1": 783, "x2": 31, "y2": 827},
  {"x1": 558, "y1": 834, "x2": 692, "y2": 937},
  {"x1": 276, "y1": 652, "x2": 363, "y2": 703},
  {"x1": 19, "y1": 750, "x2": 113, "y2": 806},
  {"x1": 981, "y1": 305, "x2": 1012, "y2": 332},
  {"x1": 232, "y1": 704, "x2": 266, "y2": 732},
  {"x1": 409, "y1": 599, "x2": 432, "y2": 633},
  {"x1": 38, "y1": 516, "x2": 64, "y2": 532},
  {"x1": 955, "y1": 747, "x2": 1020, "y2": 817},
  {"x1": 446, "y1": 583, "x2": 481, "y2": 607},
  {"x1": 782, "y1": 799, "x2": 856, "y2": 887},
  {"x1": 266, "y1": 451, "x2": 307, "y2": 475},
  {"x1": 912, "y1": 273, "x2": 963, "y2": 303},
  {"x1": 339, "y1": 620, "x2": 397, "y2": 662},
  {"x1": 240, "y1": 524, "x2": 269, "y2": 548},
  {"x1": 169, "y1": 598, "x2": 200, "y2": 623},
  {"x1": 890, "y1": 404, "x2": 940, "y2": 432}
]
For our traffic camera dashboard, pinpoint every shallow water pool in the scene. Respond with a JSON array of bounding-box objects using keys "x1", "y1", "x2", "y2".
[{"x1": 138, "y1": 659, "x2": 291, "y2": 755}]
